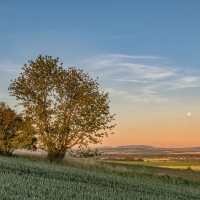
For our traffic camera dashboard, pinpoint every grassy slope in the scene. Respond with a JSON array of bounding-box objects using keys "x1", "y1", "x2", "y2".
[
  {"x1": 0, "y1": 155, "x2": 200, "y2": 200},
  {"x1": 101, "y1": 161, "x2": 200, "y2": 182}
]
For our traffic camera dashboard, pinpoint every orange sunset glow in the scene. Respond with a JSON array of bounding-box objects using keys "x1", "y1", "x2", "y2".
[{"x1": 1, "y1": 1, "x2": 200, "y2": 149}]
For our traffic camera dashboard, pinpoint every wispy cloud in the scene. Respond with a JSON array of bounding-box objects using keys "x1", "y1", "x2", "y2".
[
  {"x1": 80, "y1": 28, "x2": 169, "y2": 41},
  {"x1": 105, "y1": 87, "x2": 167, "y2": 103},
  {"x1": 166, "y1": 77, "x2": 200, "y2": 90},
  {"x1": 100, "y1": 54, "x2": 162, "y2": 60},
  {"x1": 100, "y1": 78, "x2": 147, "y2": 83},
  {"x1": 1, "y1": 55, "x2": 199, "y2": 105},
  {"x1": 79, "y1": 54, "x2": 200, "y2": 103},
  {"x1": 84, "y1": 54, "x2": 173, "y2": 80},
  {"x1": 0, "y1": 62, "x2": 21, "y2": 73},
  {"x1": 0, "y1": 68, "x2": 19, "y2": 72}
]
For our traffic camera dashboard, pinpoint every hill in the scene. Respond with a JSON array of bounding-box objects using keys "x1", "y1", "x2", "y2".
[
  {"x1": 0, "y1": 155, "x2": 200, "y2": 200},
  {"x1": 97, "y1": 145, "x2": 200, "y2": 154}
]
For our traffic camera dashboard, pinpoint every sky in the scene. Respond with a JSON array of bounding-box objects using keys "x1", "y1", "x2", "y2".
[{"x1": 0, "y1": 0, "x2": 200, "y2": 147}]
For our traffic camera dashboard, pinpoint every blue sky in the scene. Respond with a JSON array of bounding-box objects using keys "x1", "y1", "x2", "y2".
[{"x1": 0, "y1": 1, "x2": 200, "y2": 147}]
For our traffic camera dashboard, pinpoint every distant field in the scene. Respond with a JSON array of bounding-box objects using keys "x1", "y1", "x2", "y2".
[
  {"x1": 159, "y1": 166, "x2": 200, "y2": 170},
  {"x1": 168, "y1": 152, "x2": 200, "y2": 154},
  {"x1": 103, "y1": 160, "x2": 200, "y2": 171},
  {"x1": 1, "y1": 155, "x2": 200, "y2": 200}
]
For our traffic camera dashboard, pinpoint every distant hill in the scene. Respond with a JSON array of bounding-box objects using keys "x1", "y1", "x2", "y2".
[
  {"x1": 95, "y1": 145, "x2": 200, "y2": 154},
  {"x1": 115, "y1": 145, "x2": 155, "y2": 149},
  {"x1": 14, "y1": 145, "x2": 200, "y2": 156}
]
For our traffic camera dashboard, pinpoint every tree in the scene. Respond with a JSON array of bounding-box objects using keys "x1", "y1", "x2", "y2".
[
  {"x1": 9, "y1": 55, "x2": 115, "y2": 161},
  {"x1": 0, "y1": 102, "x2": 37, "y2": 156}
]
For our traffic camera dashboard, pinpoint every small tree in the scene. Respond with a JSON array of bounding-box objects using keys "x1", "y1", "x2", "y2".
[
  {"x1": 9, "y1": 55, "x2": 115, "y2": 161},
  {"x1": 0, "y1": 102, "x2": 37, "y2": 156}
]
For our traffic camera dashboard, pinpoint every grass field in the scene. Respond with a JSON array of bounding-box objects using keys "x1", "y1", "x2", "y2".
[
  {"x1": 101, "y1": 160, "x2": 200, "y2": 182},
  {"x1": 0, "y1": 155, "x2": 200, "y2": 199}
]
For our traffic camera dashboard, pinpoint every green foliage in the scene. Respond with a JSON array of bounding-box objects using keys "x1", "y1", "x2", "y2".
[
  {"x1": 0, "y1": 156, "x2": 200, "y2": 200},
  {"x1": 77, "y1": 148, "x2": 101, "y2": 158},
  {"x1": 0, "y1": 102, "x2": 37, "y2": 156},
  {"x1": 9, "y1": 55, "x2": 115, "y2": 160}
]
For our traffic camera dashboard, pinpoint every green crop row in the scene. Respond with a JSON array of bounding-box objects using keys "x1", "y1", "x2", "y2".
[{"x1": 0, "y1": 156, "x2": 200, "y2": 200}]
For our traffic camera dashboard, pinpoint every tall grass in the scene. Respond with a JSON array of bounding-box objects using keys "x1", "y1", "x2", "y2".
[
  {"x1": 13, "y1": 154, "x2": 200, "y2": 186},
  {"x1": 0, "y1": 155, "x2": 200, "y2": 199}
]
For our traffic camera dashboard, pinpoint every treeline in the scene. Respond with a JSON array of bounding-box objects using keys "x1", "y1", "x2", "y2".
[{"x1": 103, "y1": 156, "x2": 144, "y2": 162}]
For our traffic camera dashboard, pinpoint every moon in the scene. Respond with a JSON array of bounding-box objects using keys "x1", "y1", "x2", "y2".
[{"x1": 187, "y1": 112, "x2": 191, "y2": 117}]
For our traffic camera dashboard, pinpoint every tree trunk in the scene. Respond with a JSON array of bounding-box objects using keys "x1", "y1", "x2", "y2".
[
  {"x1": 47, "y1": 151, "x2": 66, "y2": 162},
  {"x1": 0, "y1": 147, "x2": 14, "y2": 156}
]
